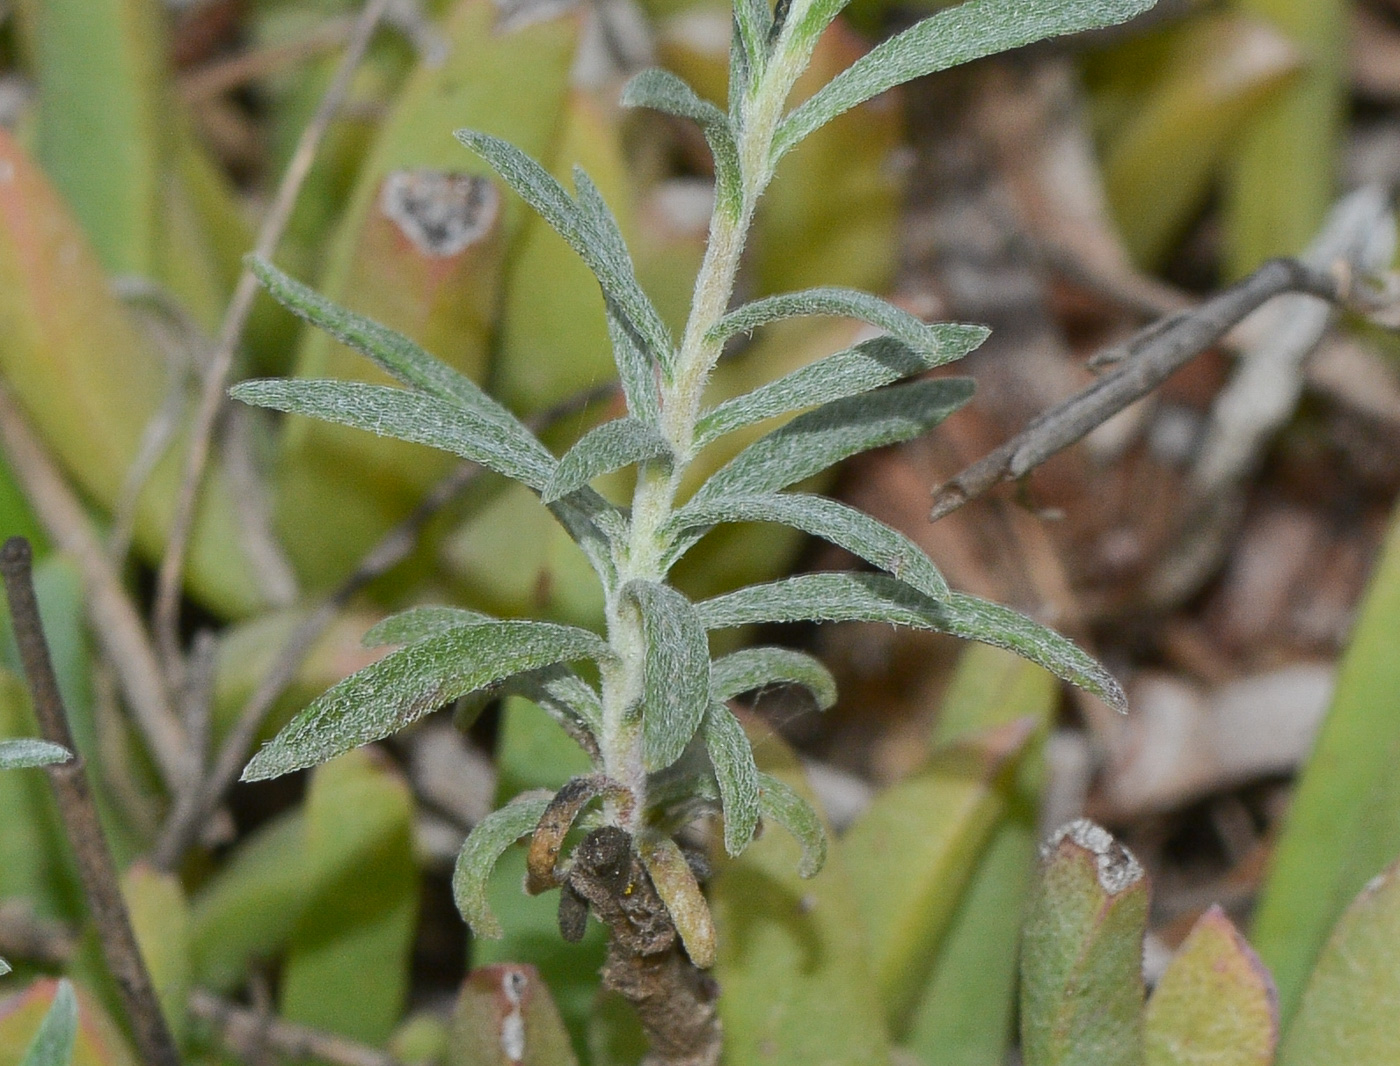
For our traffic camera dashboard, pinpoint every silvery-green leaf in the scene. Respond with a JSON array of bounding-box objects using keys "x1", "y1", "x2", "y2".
[
  {"x1": 704, "y1": 702, "x2": 761, "y2": 855},
  {"x1": 670, "y1": 492, "x2": 948, "y2": 600},
  {"x1": 691, "y1": 377, "x2": 974, "y2": 505},
  {"x1": 231, "y1": 379, "x2": 556, "y2": 492},
  {"x1": 734, "y1": 0, "x2": 771, "y2": 87},
  {"x1": 242, "y1": 621, "x2": 611, "y2": 781},
  {"x1": 708, "y1": 289, "x2": 987, "y2": 364},
  {"x1": 729, "y1": 17, "x2": 754, "y2": 121},
  {"x1": 362, "y1": 606, "x2": 493, "y2": 647},
  {"x1": 452, "y1": 790, "x2": 553, "y2": 938},
  {"x1": 0, "y1": 738, "x2": 72, "y2": 770},
  {"x1": 543, "y1": 416, "x2": 672, "y2": 503},
  {"x1": 248, "y1": 256, "x2": 512, "y2": 421},
  {"x1": 625, "y1": 580, "x2": 711, "y2": 772},
  {"x1": 775, "y1": 0, "x2": 1159, "y2": 158},
  {"x1": 455, "y1": 130, "x2": 674, "y2": 377},
  {"x1": 758, "y1": 771, "x2": 828, "y2": 877},
  {"x1": 0, "y1": 958, "x2": 9, "y2": 976},
  {"x1": 548, "y1": 490, "x2": 626, "y2": 589},
  {"x1": 697, "y1": 572, "x2": 1126, "y2": 712},
  {"x1": 622, "y1": 70, "x2": 742, "y2": 217},
  {"x1": 19, "y1": 979, "x2": 77, "y2": 1066},
  {"x1": 510, "y1": 666, "x2": 605, "y2": 740},
  {"x1": 710, "y1": 646, "x2": 837, "y2": 709},
  {"x1": 605, "y1": 299, "x2": 661, "y2": 424}
]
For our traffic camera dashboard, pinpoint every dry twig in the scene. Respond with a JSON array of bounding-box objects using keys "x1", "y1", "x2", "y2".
[
  {"x1": 189, "y1": 990, "x2": 405, "y2": 1066},
  {"x1": 153, "y1": 0, "x2": 394, "y2": 676},
  {"x1": 930, "y1": 257, "x2": 1396, "y2": 521},
  {"x1": 0, "y1": 387, "x2": 191, "y2": 789},
  {"x1": 0, "y1": 537, "x2": 182, "y2": 1066}
]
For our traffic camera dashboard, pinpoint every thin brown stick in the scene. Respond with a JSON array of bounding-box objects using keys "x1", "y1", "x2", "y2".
[
  {"x1": 189, "y1": 990, "x2": 404, "y2": 1066},
  {"x1": 929, "y1": 258, "x2": 1374, "y2": 521},
  {"x1": 0, "y1": 387, "x2": 191, "y2": 789},
  {"x1": 0, "y1": 538, "x2": 182, "y2": 1066},
  {"x1": 151, "y1": 383, "x2": 618, "y2": 870},
  {"x1": 152, "y1": 0, "x2": 394, "y2": 675},
  {"x1": 179, "y1": 19, "x2": 355, "y2": 102}
]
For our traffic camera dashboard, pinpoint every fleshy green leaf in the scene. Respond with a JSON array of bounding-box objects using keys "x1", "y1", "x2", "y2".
[
  {"x1": 709, "y1": 291, "x2": 987, "y2": 364},
  {"x1": 124, "y1": 865, "x2": 192, "y2": 1044},
  {"x1": 454, "y1": 130, "x2": 674, "y2": 379},
  {"x1": 1278, "y1": 860, "x2": 1400, "y2": 1066},
  {"x1": 0, "y1": 738, "x2": 71, "y2": 770},
  {"x1": 231, "y1": 379, "x2": 556, "y2": 492},
  {"x1": 451, "y1": 964, "x2": 581, "y2": 1066},
  {"x1": 19, "y1": 979, "x2": 77, "y2": 1066},
  {"x1": 638, "y1": 830, "x2": 717, "y2": 968},
  {"x1": 1144, "y1": 906, "x2": 1277, "y2": 1066},
  {"x1": 691, "y1": 377, "x2": 974, "y2": 506},
  {"x1": 710, "y1": 646, "x2": 837, "y2": 709},
  {"x1": 242, "y1": 621, "x2": 610, "y2": 781},
  {"x1": 626, "y1": 581, "x2": 711, "y2": 773},
  {"x1": 844, "y1": 718, "x2": 1037, "y2": 1030},
  {"x1": 697, "y1": 571, "x2": 1126, "y2": 711},
  {"x1": 704, "y1": 702, "x2": 761, "y2": 856},
  {"x1": 453, "y1": 790, "x2": 554, "y2": 939},
  {"x1": 362, "y1": 606, "x2": 493, "y2": 647},
  {"x1": 1021, "y1": 820, "x2": 1147, "y2": 1066},
  {"x1": 671, "y1": 492, "x2": 948, "y2": 600},
  {"x1": 622, "y1": 70, "x2": 742, "y2": 217},
  {"x1": 543, "y1": 417, "x2": 672, "y2": 503},
  {"x1": 756, "y1": 771, "x2": 827, "y2": 877},
  {"x1": 775, "y1": 0, "x2": 1159, "y2": 158}
]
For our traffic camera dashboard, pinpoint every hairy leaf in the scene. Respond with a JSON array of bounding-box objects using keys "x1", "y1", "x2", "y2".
[
  {"x1": 691, "y1": 377, "x2": 974, "y2": 505},
  {"x1": 638, "y1": 830, "x2": 717, "y2": 968},
  {"x1": 543, "y1": 416, "x2": 672, "y2": 503},
  {"x1": 710, "y1": 646, "x2": 837, "y2": 709},
  {"x1": 19, "y1": 979, "x2": 77, "y2": 1066},
  {"x1": 505, "y1": 666, "x2": 605, "y2": 744},
  {"x1": 622, "y1": 70, "x2": 742, "y2": 216},
  {"x1": 671, "y1": 492, "x2": 947, "y2": 599},
  {"x1": 697, "y1": 572, "x2": 1125, "y2": 712},
  {"x1": 527, "y1": 775, "x2": 611, "y2": 893},
  {"x1": 733, "y1": 0, "x2": 772, "y2": 89},
  {"x1": 776, "y1": 0, "x2": 1160, "y2": 157},
  {"x1": 757, "y1": 771, "x2": 827, "y2": 877},
  {"x1": 0, "y1": 958, "x2": 8, "y2": 976},
  {"x1": 704, "y1": 702, "x2": 761, "y2": 855},
  {"x1": 453, "y1": 790, "x2": 554, "y2": 938},
  {"x1": 0, "y1": 738, "x2": 71, "y2": 770},
  {"x1": 626, "y1": 580, "x2": 712, "y2": 772},
  {"x1": 709, "y1": 290, "x2": 987, "y2": 363},
  {"x1": 604, "y1": 300, "x2": 661, "y2": 424},
  {"x1": 362, "y1": 606, "x2": 492, "y2": 647},
  {"x1": 242, "y1": 621, "x2": 610, "y2": 780},
  {"x1": 455, "y1": 130, "x2": 674, "y2": 378},
  {"x1": 231, "y1": 379, "x2": 556, "y2": 492}
]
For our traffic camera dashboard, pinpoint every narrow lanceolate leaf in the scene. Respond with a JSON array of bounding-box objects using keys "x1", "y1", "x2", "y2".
[
  {"x1": 692, "y1": 377, "x2": 974, "y2": 505},
  {"x1": 710, "y1": 647, "x2": 837, "y2": 709},
  {"x1": 1144, "y1": 906, "x2": 1277, "y2": 1066},
  {"x1": 362, "y1": 606, "x2": 493, "y2": 647},
  {"x1": 704, "y1": 703, "x2": 761, "y2": 856},
  {"x1": 605, "y1": 300, "x2": 661, "y2": 424},
  {"x1": 733, "y1": 0, "x2": 772, "y2": 88},
  {"x1": 543, "y1": 417, "x2": 672, "y2": 503},
  {"x1": 249, "y1": 257, "x2": 503, "y2": 416},
  {"x1": 454, "y1": 130, "x2": 674, "y2": 378},
  {"x1": 505, "y1": 667, "x2": 606, "y2": 744},
  {"x1": 626, "y1": 581, "x2": 711, "y2": 772},
  {"x1": 638, "y1": 830, "x2": 717, "y2": 968},
  {"x1": 671, "y1": 492, "x2": 948, "y2": 600},
  {"x1": 0, "y1": 739, "x2": 72, "y2": 770},
  {"x1": 231, "y1": 380, "x2": 557, "y2": 493},
  {"x1": 242, "y1": 621, "x2": 610, "y2": 781},
  {"x1": 698, "y1": 572, "x2": 1126, "y2": 712},
  {"x1": 709, "y1": 290, "x2": 987, "y2": 365},
  {"x1": 694, "y1": 337, "x2": 953, "y2": 450},
  {"x1": 19, "y1": 979, "x2": 77, "y2": 1066},
  {"x1": 0, "y1": 958, "x2": 9, "y2": 976},
  {"x1": 775, "y1": 0, "x2": 1160, "y2": 158},
  {"x1": 1277, "y1": 859, "x2": 1400, "y2": 1066},
  {"x1": 757, "y1": 771, "x2": 827, "y2": 878},
  {"x1": 1021, "y1": 820, "x2": 1148, "y2": 1066},
  {"x1": 622, "y1": 70, "x2": 742, "y2": 216},
  {"x1": 453, "y1": 791, "x2": 554, "y2": 938}
]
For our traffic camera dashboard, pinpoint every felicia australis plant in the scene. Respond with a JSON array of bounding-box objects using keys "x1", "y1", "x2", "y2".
[{"x1": 233, "y1": 0, "x2": 1150, "y2": 1000}]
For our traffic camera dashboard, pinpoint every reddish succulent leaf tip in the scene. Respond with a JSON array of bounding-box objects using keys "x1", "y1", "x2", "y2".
[{"x1": 1045, "y1": 818, "x2": 1144, "y2": 894}]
